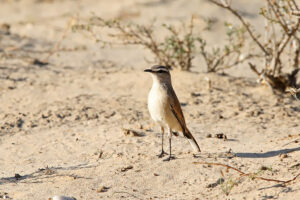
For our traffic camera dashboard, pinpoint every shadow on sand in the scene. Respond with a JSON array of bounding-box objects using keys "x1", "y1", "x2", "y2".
[
  {"x1": 0, "y1": 162, "x2": 97, "y2": 185},
  {"x1": 235, "y1": 146, "x2": 300, "y2": 158}
]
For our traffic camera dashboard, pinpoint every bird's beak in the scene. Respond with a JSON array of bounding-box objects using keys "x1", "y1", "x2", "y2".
[{"x1": 144, "y1": 69, "x2": 153, "y2": 73}]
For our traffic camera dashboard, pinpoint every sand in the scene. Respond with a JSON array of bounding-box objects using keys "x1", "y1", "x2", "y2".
[{"x1": 0, "y1": 0, "x2": 300, "y2": 199}]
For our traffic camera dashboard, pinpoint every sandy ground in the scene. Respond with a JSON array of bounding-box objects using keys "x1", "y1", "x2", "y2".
[{"x1": 0, "y1": 0, "x2": 300, "y2": 199}]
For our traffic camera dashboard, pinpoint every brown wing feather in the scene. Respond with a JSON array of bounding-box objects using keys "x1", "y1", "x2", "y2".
[
  {"x1": 167, "y1": 87, "x2": 189, "y2": 135},
  {"x1": 168, "y1": 87, "x2": 201, "y2": 152}
]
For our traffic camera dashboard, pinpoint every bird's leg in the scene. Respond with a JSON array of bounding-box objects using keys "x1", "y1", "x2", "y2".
[
  {"x1": 163, "y1": 127, "x2": 176, "y2": 161},
  {"x1": 157, "y1": 126, "x2": 167, "y2": 158}
]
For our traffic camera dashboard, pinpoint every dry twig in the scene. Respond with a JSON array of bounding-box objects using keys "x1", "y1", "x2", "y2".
[
  {"x1": 194, "y1": 162, "x2": 300, "y2": 184},
  {"x1": 208, "y1": 0, "x2": 269, "y2": 56}
]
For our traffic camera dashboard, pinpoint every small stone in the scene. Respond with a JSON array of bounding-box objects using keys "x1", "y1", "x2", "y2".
[
  {"x1": 120, "y1": 165, "x2": 133, "y2": 172},
  {"x1": 122, "y1": 128, "x2": 143, "y2": 137},
  {"x1": 97, "y1": 186, "x2": 110, "y2": 193},
  {"x1": 215, "y1": 133, "x2": 227, "y2": 140},
  {"x1": 49, "y1": 196, "x2": 77, "y2": 200},
  {"x1": 260, "y1": 166, "x2": 268, "y2": 171},
  {"x1": 279, "y1": 154, "x2": 288, "y2": 158},
  {"x1": 206, "y1": 178, "x2": 224, "y2": 188},
  {"x1": 14, "y1": 173, "x2": 21, "y2": 180}
]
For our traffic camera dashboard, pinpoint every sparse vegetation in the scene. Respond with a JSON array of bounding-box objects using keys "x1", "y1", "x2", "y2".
[
  {"x1": 72, "y1": 14, "x2": 257, "y2": 72},
  {"x1": 219, "y1": 175, "x2": 239, "y2": 196},
  {"x1": 73, "y1": 15, "x2": 259, "y2": 72},
  {"x1": 199, "y1": 22, "x2": 260, "y2": 72},
  {"x1": 72, "y1": 16, "x2": 199, "y2": 71},
  {"x1": 72, "y1": 0, "x2": 300, "y2": 93},
  {"x1": 195, "y1": 162, "x2": 300, "y2": 196},
  {"x1": 208, "y1": 0, "x2": 300, "y2": 92}
]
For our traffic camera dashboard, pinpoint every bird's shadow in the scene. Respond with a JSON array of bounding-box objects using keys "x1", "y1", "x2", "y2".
[
  {"x1": 0, "y1": 162, "x2": 96, "y2": 185},
  {"x1": 235, "y1": 146, "x2": 300, "y2": 158}
]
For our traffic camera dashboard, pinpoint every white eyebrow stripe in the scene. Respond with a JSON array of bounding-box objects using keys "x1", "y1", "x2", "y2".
[
  {"x1": 151, "y1": 66, "x2": 169, "y2": 72},
  {"x1": 153, "y1": 69, "x2": 169, "y2": 73}
]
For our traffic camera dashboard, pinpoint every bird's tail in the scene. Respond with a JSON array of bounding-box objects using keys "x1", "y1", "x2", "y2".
[{"x1": 184, "y1": 128, "x2": 201, "y2": 152}]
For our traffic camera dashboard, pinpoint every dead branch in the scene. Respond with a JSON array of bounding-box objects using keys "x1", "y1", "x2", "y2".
[
  {"x1": 286, "y1": 86, "x2": 300, "y2": 101},
  {"x1": 290, "y1": 0, "x2": 300, "y2": 17},
  {"x1": 209, "y1": 0, "x2": 300, "y2": 92},
  {"x1": 272, "y1": 18, "x2": 300, "y2": 75},
  {"x1": 266, "y1": 0, "x2": 289, "y2": 34},
  {"x1": 292, "y1": 10, "x2": 300, "y2": 17},
  {"x1": 248, "y1": 62, "x2": 261, "y2": 76},
  {"x1": 199, "y1": 22, "x2": 258, "y2": 72},
  {"x1": 207, "y1": 0, "x2": 269, "y2": 56},
  {"x1": 194, "y1": 162, "x2": 300, "y2": 184},
  {"x1": 293, "y1": 40, "x2": 300, "y2": 69}
]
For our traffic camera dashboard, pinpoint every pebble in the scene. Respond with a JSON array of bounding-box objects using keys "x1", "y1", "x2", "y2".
[{"x1": 49, "y1": 196, "x2": 76, "y2": 200}]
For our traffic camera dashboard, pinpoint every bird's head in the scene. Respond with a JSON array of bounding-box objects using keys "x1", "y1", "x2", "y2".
[{"x1": 144, "y1": 65, "x2": 171, "y2": 83}]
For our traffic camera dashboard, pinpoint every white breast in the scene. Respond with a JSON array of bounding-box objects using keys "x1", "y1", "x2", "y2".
[
  {"x1": 147, "y1": 82, "x2": 168, "y2": 125},
  {"x1": 147, "y1": 77, "x2": 183, "y2": 132}
]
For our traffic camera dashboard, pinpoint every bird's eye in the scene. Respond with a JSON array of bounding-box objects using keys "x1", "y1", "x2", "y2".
[{"x1": 157, "y1": 70, "x2": 166, "y2": 73}]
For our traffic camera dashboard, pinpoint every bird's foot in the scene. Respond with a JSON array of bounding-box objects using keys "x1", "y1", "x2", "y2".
[
  {"x1": 157, "y1": 150, "x2": 168, "y2": 158},
  {"x1": 163, "y1": 155, "x2": 176, "y2": 161},
  {"x1": 193, "y1": 153, "x2": 201, "y2": 158}
]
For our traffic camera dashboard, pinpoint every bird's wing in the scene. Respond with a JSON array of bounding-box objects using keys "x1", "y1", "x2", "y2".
[
  {"x1": 167, "y1": 87, "x2": 187, "y2": 132},
  {"x1": 168, "y1": 86, "x2": 201, "y2": 152}
]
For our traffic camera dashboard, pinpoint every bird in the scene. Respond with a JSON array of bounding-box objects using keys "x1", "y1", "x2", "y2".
[{"x1": 144, "y1": 65, "x2": 201, "y2": 161}]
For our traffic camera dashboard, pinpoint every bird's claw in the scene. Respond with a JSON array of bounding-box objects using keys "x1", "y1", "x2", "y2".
[
  {"x1": 157, "y1": 150, "x2": 168, "y2": 158},
  {"x1": 163, "y1": 155, "x2": 176, "y2": 161}
]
